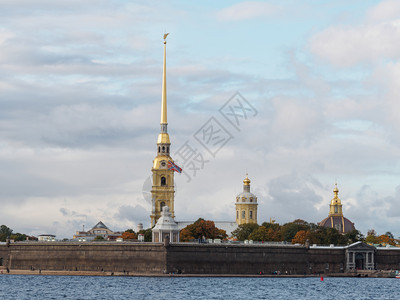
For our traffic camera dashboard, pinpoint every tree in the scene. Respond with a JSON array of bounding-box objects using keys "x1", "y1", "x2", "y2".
[
  {"x1": 121, "y1": 231, "x2": 137, "y2": 240},
  {"x1": 232, "y1": 223, "x2": 259, "y2": 241},
  {"x1": 322, "y1": 227, "x2": 346, "y2": 245},
  {"x1": 385, "y1": 232, "x2": 394, "y2": 239},
  {"x1": 10, "y1": 233, "x2": 28, "y2": 241},
  {"x1": 280, "y1": 220, "x2": 311, "y2": 242},
  {"x1": 344, "y1": 230, "x2": 364, "y2": 244},
  {"x1": 248, "y1": 226, "x2": 269, "y2": 241},
  {"x1": 365, "y1": 229, "x2": 379, "y2": 244},
  {"x1": 377, "y1": 234, "x2": 396, "y2": 246},
  {"x1": 94, "y1": 235, "x2": 104, "y2": 240},
  {"x1": 292, "y1": 230, "x2": 310, "y2": 244},
  {"x1": 138, "y1": 228, "x2": 152, "y2": 242},
  {"x1": 0, "y1": 225, "x2": 13, "y2": 242},
  {"x1": 179, "y1": 218, "x2": 227, "y2": 242}
]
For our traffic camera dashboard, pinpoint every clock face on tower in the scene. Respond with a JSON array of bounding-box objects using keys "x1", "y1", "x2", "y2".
[{"x1": 160, "y1": 160, "x2": 167, "y2": 168}]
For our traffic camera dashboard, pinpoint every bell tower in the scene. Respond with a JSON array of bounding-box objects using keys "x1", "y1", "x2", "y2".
[
  {"x1": 235, "y1": 174, "x2": 258, "y2": 225},
  {"x1": 150, "y1": 34, "x2": 176, "y2": 227}
]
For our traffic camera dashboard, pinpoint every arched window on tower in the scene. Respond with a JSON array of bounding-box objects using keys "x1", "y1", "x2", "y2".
[
  {"x1": 250, "y1": 211, "x2": 253, "y2": 219},
  {"x1": 236, "y1": 211, "x2": 239, "y2": 219},
  {"x1": 160, "y1": 202, "x2": 166, "y2": 211},
  {"x1": 161, "y1": 177, "x2": 166, "y2": 186},
  {"x1": 242, "y1": 211, "x2": 245, "y2": 219},
  {"x1": 162, "y1": 146, "x2": 165, "y2": 153},
  {"x1": 158, "y1": 146, "x2": 161, "y2": 153},
  {"x1": 167, "y1": 146, "x2": 169, "y2": 153},
  {"x1": 335, "y1": 206, "x2": 338, "y2": 213}
]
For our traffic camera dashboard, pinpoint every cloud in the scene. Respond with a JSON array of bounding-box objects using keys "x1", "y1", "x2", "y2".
[
  {"x1": 310, "y1": 21, "x2": 400, "y2": 67},
  {"x1": 114, "y1": 204, "x2": 149, "y2": 225},
  {"x1": 216, "y1": 1, "x2": 280, "y2": 22},
  {"x1": 366, "y1": 0, "x2": 400, "y2": 22},
  {"x1": 310, "y1": 1, "x2": 400, "y2": 67}
]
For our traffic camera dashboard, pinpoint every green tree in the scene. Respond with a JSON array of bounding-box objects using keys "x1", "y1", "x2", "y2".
[
  {"x1": 94, "y1": 235, "x2": 105, "y2": 241},
  {"x1": 280, "y1": 219, "x2": 311, "y2": 242},
  {"x1": 10, "y1": 233, "x2": 28, "y2": 241},
  {"x1": 0, "y1": 225, "x2": 13, "y2": 242},
  {"x1": 365, "y1": 229, "x2": 379, "y2": 244},
  {"x1": 138, "y1": 228, "x2": 153, "y2": 242},
  {"x1": 323, "y1": 227, "x2": 346, "y2": 245},
  {"x1": 344, "y1": 230, "x2": 364, "y2": 244},
  {"x1": 232, "y1": 223, "x2": 259, "y2": 241},
  {"x1": 248, "y1": 226, "x2": 269, "y2": 241}
]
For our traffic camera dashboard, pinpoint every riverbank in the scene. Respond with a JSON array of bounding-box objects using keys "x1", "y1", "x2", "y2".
[{"x1": 0, "y1": 269, "x2": 396, "y2": 278}]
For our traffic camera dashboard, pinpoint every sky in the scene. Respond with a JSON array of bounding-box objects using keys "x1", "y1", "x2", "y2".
[{"x1": 1, "y1": 0, "x2": 400, "y2": 239}]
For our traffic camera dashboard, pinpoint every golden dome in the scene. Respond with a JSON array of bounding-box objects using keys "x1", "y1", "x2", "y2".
[
  {"x1": 243, "y1": 175, "x2": 251, "y2": 186},
  {"x1": 157, "y1": 133, "x2": 170, "y2": 144}
]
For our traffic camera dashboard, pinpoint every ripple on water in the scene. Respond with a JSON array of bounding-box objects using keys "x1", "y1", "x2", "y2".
[{"x1": 0, "y1": 276, "x2": 399, "y2": 300}]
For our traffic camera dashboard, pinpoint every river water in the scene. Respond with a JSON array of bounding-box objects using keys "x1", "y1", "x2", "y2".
[{"x1": 0, "y1": 275, "x2": 398, "y2": 299}]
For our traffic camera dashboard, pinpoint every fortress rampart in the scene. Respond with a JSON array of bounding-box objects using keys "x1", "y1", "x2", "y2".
[{"x1": 1, "y1": 242, "x2": 399, "y2": 275}]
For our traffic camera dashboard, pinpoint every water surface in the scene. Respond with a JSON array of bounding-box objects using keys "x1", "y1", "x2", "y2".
[{"x1": 0, "y1": 275, "x2": 398, "y2": 299}]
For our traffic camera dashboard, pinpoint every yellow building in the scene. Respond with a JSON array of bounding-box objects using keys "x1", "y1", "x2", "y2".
[
  {"x1": 319, "y1": 184, "x2": 355, "y2": 233},
  {"x1": 150, "y1": 34, "x2": 177, "y2": 227},
  {"x1": 235, "y1": 175, "x2": 258, "y2": 225}
]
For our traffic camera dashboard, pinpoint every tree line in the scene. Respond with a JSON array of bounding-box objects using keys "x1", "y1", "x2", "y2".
[
  {"x1": 231, "y1": 219, "x2": 398, "y2": 246},
  {"x1": 0, "y1": 225, "x2": 37, "y2": 242}
]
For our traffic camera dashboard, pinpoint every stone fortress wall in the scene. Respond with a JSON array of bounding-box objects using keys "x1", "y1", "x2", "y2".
[{"x1": 1, "y1": 241, "x2": 399, "y2": 275}]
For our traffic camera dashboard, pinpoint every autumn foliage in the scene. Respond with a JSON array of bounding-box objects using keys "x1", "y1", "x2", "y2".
[
  {"x1": 180, "y1": 218, "x2": 227, "y2": 242},
  {"x1": 292, "y1": 230, "x2": 311, "y2": 244},
  {"x1": 121, "y1": 231, "x2": 137, "y2": 240}
]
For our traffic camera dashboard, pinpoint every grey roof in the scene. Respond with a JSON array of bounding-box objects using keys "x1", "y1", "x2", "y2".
[
  {"x1": 319, "y1": 216, "x2": 355, "y2": 234},
  {"x1": 91, "y1": 221, "x2": 109, "y2": 230}
]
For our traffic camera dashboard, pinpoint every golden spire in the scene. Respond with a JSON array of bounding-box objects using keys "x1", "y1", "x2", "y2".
[
  {"x1": 333, "y1": 183, "x2": 339, "y2": 198},
  {"x1": 329, "y1": 183, "x2": 343, "y2": 216},
  {"x1": 161, "y1": 33, "x2": 169, "y2": 126}
]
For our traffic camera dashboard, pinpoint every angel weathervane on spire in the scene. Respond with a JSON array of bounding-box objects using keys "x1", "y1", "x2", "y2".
[{"x1": 163, "y1": 33, "x2": 169, "y2": 41}]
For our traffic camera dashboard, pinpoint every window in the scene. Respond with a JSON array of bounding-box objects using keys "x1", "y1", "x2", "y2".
[
  {"x1": 167, "y1": 146, "x2": 169, "y2": 153},
  {"x1": 0, "y1": 257, "x2": 3, "y2": 266},
  {"x1": 334, "y1": 206, "x2": 338, "y2": 213},
  {"x1": 236, "y1": 211, "x2": 239, "y2": 219},
  {"x1": 250, "y1": 198, "x2": 253, "y2": 202},
  {"x1": 250, "y1": 211, "x2": 253, "y2": 219},
  {"x1": 242, "y1": 211, "x2": 245, "y2": 218},
  {"x1": 162, "y1": 146, "x2": 165, "y2": 153},
  {"x1": 161, "y1": 177, "x2": 166, "y2": 186},
  {"x1": 160, "y1": 202, "x2": 166, "y2": 211},
  {"x1": 158, "y1": 146, "x2": 160, "y2": 153}
]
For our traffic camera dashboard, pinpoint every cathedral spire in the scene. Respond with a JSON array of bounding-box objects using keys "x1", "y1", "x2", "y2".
[{"x1": 160, "y1": 33, "x2": 169, "y2": 133}]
